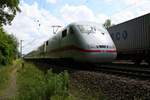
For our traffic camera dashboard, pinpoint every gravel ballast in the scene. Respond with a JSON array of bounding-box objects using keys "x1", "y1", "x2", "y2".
[{"x1": 70, "y1": 71, "x2": 150, "y2": 100}]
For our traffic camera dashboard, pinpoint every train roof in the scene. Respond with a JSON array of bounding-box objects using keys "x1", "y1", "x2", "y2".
[
  {"x1": 56, "y1": 21, "x2": 105, "y2": 34},
  {"x1": 49, "y1": 22, "x2": 106, "y2": 42},
  {"x1": 70, "y1": 21, "x2": 103, "y2": 27}
]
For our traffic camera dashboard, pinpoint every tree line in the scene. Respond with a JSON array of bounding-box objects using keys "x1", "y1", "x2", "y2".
[{"x1": 0, "y1": 0, "x2": 20, "y2": 65}]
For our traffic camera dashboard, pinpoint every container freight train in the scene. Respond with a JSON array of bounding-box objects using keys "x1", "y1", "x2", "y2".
[
  {"x1": 108, "y1": 13, "x2": 150, "y2": 64},
  {"x1": 24, "y1": 22, "x2": 117, "y2": 63}
]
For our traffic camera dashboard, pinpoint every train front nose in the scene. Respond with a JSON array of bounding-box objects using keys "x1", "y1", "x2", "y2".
[{"x1": 75, "y1": 23, "x2": 117, "y2": 62}]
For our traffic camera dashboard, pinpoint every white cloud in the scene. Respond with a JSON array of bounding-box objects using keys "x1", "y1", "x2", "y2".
[
  {"x1": 108, "y1": 0, "x2": 150, "y2": 24},
  {"x1": 60, "y1": 4, "x2": 95, "y2": 23},
  {"x1": 96, "y1": 14, "x2": 109, "y2": 24},
  {"x1": 60, "y1": 4, "x2": 109, "y2": 24},
  {"x1": 135, "y1": 0, "x2": 150, "y2": 15},
  {"x1": 123, "y1": 0, "x2": 140, "y2": 5},
  {"x1": 105, "y1": 0, "x2": 113, "y2": 3},
  {"x1": 105, "y1": 0, "x2": 140, "y2": 5},
  {"x1": 111, "y1": 11, "x2": 135, "y2": 24},
  {"x1": 4, "y1": 1, "x2": 63, "y2": 54},
  {"x1": 46, "y1": 0, "x2": 57, "y2": 4}
]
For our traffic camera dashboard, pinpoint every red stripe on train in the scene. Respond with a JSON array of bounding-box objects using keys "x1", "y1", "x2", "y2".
[{"x1": 49, "y1": 45, "x2": 116, "y2": 53}]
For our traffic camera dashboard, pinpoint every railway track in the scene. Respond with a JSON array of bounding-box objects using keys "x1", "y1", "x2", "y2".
[
  {"x1": 93, "y1": 63, "x2": 150, "y2": 80},
  {"x1": 55, "y1": 61, "x2": 150, "y2": 80},
  {"x1": 25, "y1": 58, "x2": 150, "y2": 80}
]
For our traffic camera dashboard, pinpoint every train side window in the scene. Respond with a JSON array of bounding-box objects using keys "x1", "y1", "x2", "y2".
[
  {"x1": 46, "y1": 41, "x2": 48, "y2": 45},
  {"x1": 62, "y1": 29, "x2": 67, "y2": 38}
]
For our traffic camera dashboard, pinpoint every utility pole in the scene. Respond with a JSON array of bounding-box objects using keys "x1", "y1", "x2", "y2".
[
  {"x1": 51, "y1": 25, "x2": 62, "y2": 34},
  {"x1": 20, "y1": 40, "x2": 24, "y2": 67}
]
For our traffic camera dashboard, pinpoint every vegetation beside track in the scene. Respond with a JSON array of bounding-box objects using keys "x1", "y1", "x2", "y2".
[
  {"x1": 16, "y1": 61, "x2": 73, "y2": 100},
  {"x1": 0, "y1": 60, "x2": 20, "y2": 98},
  {"x1": 0, "y1": 65, "x2": 12, "y2": 95},
  {"x1": 1, "y1": 60, "x2": 107, "y2": 100},
  {"x1": 0, "y1": 28, "x2": 18, "y2": 65}
]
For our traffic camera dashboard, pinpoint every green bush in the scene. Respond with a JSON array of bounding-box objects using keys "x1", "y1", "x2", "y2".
[{"x1": 0, "y1": 28, "x2": 18, "y2": 65}]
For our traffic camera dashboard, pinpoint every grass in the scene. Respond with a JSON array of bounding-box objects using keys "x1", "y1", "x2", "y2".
[
  {"x1": 16, "y1": 62, "x2": 46, "y2": 100},
  {"x1": 0, "y1": 66, "x2": 9, "y2": 94},
  {"x1": 16, "y1": 62, "x2": 73, "y2": 100}
]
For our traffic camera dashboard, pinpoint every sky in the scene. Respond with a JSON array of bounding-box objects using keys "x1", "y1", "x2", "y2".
[{"x1": 3, "y1": 0, "x2": 150, "y2": 54}]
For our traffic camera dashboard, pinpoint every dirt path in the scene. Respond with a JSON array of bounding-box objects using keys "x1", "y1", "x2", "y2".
[{"x1": 0, "y1": 66, "x2": 17, "y2": 100}]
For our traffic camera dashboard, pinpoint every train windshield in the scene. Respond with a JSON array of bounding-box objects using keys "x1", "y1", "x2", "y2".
[{"x1": 77, "y1": 25, "x2": 103, "y2": 34}]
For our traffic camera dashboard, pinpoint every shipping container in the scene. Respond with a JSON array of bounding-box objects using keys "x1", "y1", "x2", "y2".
[{"x1": 108, "y1": 13, "x2": 150, "y2": 64}]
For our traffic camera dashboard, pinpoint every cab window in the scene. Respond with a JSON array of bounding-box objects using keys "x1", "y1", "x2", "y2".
[{"x1": 77, "y1": 25, "x2": 96, "y2": 33}]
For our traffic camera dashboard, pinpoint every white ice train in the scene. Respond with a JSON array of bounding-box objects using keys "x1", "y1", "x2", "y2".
[{"x1": 25, "y1": 22, "x2": 117, "y2": 63}]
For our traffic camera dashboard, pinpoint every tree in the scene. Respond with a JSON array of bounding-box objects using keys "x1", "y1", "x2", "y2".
[
  {"x1": 0, "y1": 0, "x2": 20, "y2": 26},
  {"x1": 0, "y1": 28, "x2": 18, "y2": 65},
  {"x1": 103, "y1": 19, "x2": 113, "y2": 29}
]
